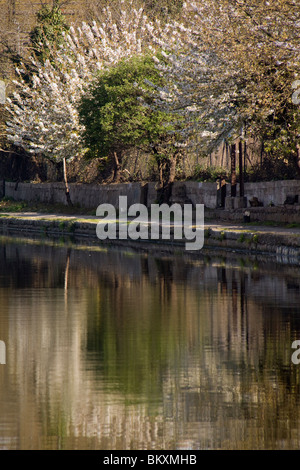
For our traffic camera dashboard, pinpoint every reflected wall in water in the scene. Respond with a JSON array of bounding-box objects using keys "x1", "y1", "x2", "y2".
[{"x1": 0, "y1": 238, "x2": 300, "y2": 449}]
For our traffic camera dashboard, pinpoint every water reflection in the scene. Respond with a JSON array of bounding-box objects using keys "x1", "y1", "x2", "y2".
[{"x1": 0, "y1": 237, "x2": 300, "y2": 449}]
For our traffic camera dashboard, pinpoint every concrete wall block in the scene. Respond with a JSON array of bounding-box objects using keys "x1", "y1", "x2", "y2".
[
  {"x1": 3, "y1": 182, "x2": 145, "y2": 209},
  {"x1": 233, "y1": 197, "x2": 247, "y2": 209},
  {"x1": 224, "y1": 197, "x2": 234, "y2": 210},
  {"x1": 244, "y1": 180, "x2": 300, "y2": 207},
  {"x1": 146, "y1": 183, "x2": 159, "y2": 207},
  {"x1": 183, "y1": 181, "x2": 217, "y2": 209},
  {"x1": 2, "y1": 179, "x2": 300, "y2": 211}
]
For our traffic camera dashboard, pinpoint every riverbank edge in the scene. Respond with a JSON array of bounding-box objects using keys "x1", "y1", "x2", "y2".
[{"x1": 1, "y1": 212, "x2": 300, "y2": 260}]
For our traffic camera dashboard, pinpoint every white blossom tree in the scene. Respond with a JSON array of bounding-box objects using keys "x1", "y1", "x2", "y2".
[
  {"x1": 5, "y1": 0, "x2": 183, "y2": 203},
  {"x1": 7, "y1": 0, "x2": 299, "y2": 200},
  {"x1": 149, "y1": 0, "x2": 300, "y2": 170}
]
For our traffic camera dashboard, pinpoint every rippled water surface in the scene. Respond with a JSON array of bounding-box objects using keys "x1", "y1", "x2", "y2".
[{"x1": 1, "y1": 236, "x2": 300, "y2": 449}]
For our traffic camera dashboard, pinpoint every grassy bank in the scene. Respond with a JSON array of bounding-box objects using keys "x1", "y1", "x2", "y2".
[{"x1": 0, "y1": 197, "x2": 96, "y2": 216}]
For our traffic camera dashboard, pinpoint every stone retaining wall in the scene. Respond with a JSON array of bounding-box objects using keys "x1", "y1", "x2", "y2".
[
  {"x1": 240, "y1": 180, "x2": 300, "y2": 207},
  {"x1": 207, "y1": 205, "x2": 300, "y2": 224},
  {"x1": 0, "y1": 180, "x2": 218, "y2": 209},
  {"x1": 1, "y1": 179, "x2": 300, "y2": 212},
  {"x1": 146, "y1": 181, "x2": 217, "y2": 208},
  {"x1": 1, "y1": 215, "x2": 300, "y2": 263},
  {"x1": 2, "y1": 181, "x2": 146, "y2": 209}
]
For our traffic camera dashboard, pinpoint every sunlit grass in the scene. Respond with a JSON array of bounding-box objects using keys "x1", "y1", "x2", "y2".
[{"x1": 0, "y1": 196, "x2": 96, "y2": 216}]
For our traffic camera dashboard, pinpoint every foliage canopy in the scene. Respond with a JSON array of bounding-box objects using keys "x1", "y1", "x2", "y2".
[
  {"x1": 79, "y1": 54, "x2": 175, "y2": 159},
  {"x1": 29, "y1": 1, "x2": 69, "y2": 63}
]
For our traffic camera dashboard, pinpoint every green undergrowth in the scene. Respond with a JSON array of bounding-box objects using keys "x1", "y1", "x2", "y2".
[{"x1": 0, "y1": 197, "x2": 96, "y2": 216}]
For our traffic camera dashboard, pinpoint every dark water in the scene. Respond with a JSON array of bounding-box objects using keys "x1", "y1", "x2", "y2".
[{"x1": 0, "y1": 235, "x2": 300, "y2": 450}]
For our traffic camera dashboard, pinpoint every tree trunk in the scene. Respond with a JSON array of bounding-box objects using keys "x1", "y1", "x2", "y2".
[
  {"x1": 294, "y1": 143, "x2": 300, "y2": 178},
  {"x1": 63, "y1": 157, "x2": 72, "y2": 206},
  {"x1": 230, "y1": 143, "x2": 237, "y2": 197},
  {"x1": 239, "y1": 140, "x2": 244, "y2": 197},
  {"x1": 152, "y1": 146, "x2": 163, "y2": 188},
  {"x1": 158, "y1": 160, "x2": 163, "y2": 188},
  {"x1": 113, "y1": 151, "x2": 122, "y2": 183},
  {"x1": 160, "y1": 153, "x2": 178, "y2": 204},
  {"x1": 244, "y1": 141, "x2": 247, "y2": 174},
  {"x1": 168, "y1": 153, "x2": 177, "y2": 185}
]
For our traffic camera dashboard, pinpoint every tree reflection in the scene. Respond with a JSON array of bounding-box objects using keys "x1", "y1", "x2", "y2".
[{"x1": 1, "y1": 238, "x2": 300, "y2": 448}]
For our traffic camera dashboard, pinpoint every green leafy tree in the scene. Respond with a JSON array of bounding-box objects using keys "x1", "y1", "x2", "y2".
[
  {"x1": 79, "y1": 54, "x2": 182, "y2": 194},
  {"x1": 29, "y1": 1, "x2": 69, "y2": 63}
]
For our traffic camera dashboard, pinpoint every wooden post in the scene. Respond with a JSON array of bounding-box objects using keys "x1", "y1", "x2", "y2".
[
  {"x1": 231, "y1": 143, "x2": 236, "y2": 197},
  {"x1": 239, "y1": 140, "x2": 244, "y2": 197}
]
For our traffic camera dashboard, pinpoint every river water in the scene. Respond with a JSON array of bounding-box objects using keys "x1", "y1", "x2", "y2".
[{"x1": 0, "y1": 235, "x2": 300, "y2": 450}]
